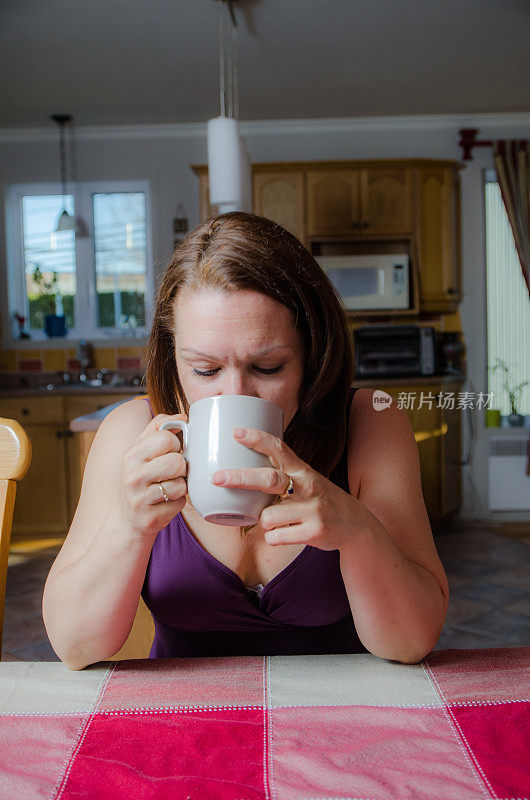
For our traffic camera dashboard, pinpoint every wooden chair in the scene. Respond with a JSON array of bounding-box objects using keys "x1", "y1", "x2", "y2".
[{"x1": 0, "y1": 418, "x2": 31, "y2": 656}]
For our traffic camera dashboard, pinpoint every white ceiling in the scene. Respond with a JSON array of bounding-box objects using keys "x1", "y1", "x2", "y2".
[{"x1": 1, "y1": 0, "x2": 529, "y2": 129}]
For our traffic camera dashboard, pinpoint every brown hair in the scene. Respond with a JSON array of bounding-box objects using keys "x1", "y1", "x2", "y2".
[{"x1": 145, "y1": 212, "x2": 355, "y2": 479}]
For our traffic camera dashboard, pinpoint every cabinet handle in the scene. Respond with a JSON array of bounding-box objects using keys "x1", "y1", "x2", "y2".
[
  {"x1": 21, "y1": 407, "x2": 30, "y2": 416},
  {"x1": 55, "y1": 430, "x2": 63, "y2": 439},
  {"x1": 447, "y1": 287, "x2": 458, "y2": 295},
  {"x1": 351, "y1": 222, "x2": 360, "y2": 229},
  {"x1": 362, "y1": 221, "x2": 370, "y2": 229},
  {"x1": 64, "y1": 430, "x2": 74, "y2": 438}
]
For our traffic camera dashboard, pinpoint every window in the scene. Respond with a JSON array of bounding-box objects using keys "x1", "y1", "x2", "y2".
[
  {"x1": 485, "y1": 173, "x2": 530, "y2": 416},
  {"x1": 5, "y1": 181, "x2": 153, "y2": 342}
]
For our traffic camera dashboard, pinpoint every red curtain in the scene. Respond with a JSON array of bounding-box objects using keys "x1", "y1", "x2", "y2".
[{"x1": 493, "y1": 140, "x2": 530, "y2": 297}]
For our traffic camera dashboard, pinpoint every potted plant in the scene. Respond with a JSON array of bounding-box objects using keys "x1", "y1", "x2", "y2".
[
  {"x1": 32, "y1": 265, "x2": 67, "y2": 337},
  {"x1": 489, "y1": 358, "x2": 529, "y2": 426}
]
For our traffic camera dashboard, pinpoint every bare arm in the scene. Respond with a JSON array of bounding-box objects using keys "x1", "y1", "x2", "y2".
[
  {"x1": 339, "y1": 390, "x2": 449, "y2": 664},
  {"x1": 42, "y1": 399, "x2": 187, "y2": 670}
]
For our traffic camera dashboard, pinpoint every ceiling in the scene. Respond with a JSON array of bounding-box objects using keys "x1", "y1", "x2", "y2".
[{"x1": 1, "y1": 0, "x2": 529, "y2": 129}]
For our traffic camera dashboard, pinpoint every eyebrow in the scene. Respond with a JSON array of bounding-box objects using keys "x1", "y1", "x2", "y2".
[{"x1": 180, "y1": 345, "x2": 293, "y2": 360}]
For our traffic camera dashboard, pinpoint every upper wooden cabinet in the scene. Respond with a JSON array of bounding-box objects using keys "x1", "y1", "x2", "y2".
[
  {"x1": 192, "y1": 159, "x2": 462, "y2": 313},
  {"x1": 360, "y1": 168, "x2": 413, "y2": 235},
  {"x1": 307, "y1": 170, "x2": 360, "y2": 236},
  {"x1": 415, "y1": 165, "x2": 462, "y2": 312},
  {"x1": 307, "y1": 167, "x2": 413, "y2": 237},
  {"x1": 253, "y1": 171, "x2": 306, "y2": 244}
]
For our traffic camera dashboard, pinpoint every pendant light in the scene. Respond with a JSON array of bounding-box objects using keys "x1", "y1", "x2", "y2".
[
  {"x1": 50, "y1": 114, "x2": 80, "y2": 233},
  {"x1": 207, "y1": 0, "x2": 252, "y2": 213}
]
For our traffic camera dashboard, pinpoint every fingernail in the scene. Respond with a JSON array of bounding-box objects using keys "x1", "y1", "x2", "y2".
[
  {"x1": 233, "y1": 428, "x2": 246, "y2": 438},
  {"x1": 212, "y1": 471, "x2": 228, "y2": 485}
]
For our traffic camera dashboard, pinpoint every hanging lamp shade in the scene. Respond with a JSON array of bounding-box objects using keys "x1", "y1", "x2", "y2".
[
  {"x1": 207, "y1": 116, "x2": 243, "y2": 210},
  {"x1": 55, "y1": 208, "x2": 78, "y2": 232}
]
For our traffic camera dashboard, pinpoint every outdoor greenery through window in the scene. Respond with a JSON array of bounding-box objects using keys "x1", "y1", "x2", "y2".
[
  {"x1": 6, "y1": 181, "x2": 151, "y2": 341},
  {"x1": 23, "y1": 195, "x2": 76, "y2": 332},
  {"x1": 485, "y1": 178, "x2": 530, "y2": 417},
  {"x1": 93, "y1": 193, "x2": 147, "y2": 330}
]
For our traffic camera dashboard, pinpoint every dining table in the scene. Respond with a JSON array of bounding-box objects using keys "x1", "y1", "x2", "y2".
[{"x1": 0, "y1": 646, "x2": 528, "y2": 800}]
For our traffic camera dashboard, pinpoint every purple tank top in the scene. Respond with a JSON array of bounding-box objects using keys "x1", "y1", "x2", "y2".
[{"x1": 141, "y1": 388, "x2": 367, "y2": 657}]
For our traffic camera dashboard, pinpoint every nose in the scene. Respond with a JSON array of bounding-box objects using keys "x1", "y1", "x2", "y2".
[{"x1": 223, "y1": 369, "x2": 256, "y2": 397}]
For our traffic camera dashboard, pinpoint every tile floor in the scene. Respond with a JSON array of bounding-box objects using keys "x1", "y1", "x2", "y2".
[{"x1": 1, "y1": 520, "x2": 529, "y2": 662}]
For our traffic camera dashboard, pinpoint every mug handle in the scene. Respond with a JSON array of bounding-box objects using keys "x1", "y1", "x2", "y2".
[{"x1": 159, "y1": 419, "x2": 189, "y2": 459}]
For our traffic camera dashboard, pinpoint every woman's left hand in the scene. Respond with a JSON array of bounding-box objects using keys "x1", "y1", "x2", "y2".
[{"x1": 211, "y1": 427, "x2": 364, "y2": 551}]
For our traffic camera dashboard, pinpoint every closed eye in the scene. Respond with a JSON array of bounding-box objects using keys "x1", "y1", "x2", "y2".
[{"x1": 192, "y1": 365, "x2": 284, "y2": 378}]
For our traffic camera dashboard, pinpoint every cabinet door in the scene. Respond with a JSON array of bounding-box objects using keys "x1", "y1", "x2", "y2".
[
  {"x1": 63, "y1": 394, "x2": 131, "y2": 522},
  {"x1": 198, "y1": 172, "x2": 218, "y2": 222},
  {"x1": 253, "y1": 171, "x2": 306, "y2": 245},
  {"x1": 307, "y1": 170, "x2": 360, "y2": 236},
  {"x1": 12, "y1": 424, "x2": 68, "y2": 535},
  {"x1": 440, "y1": 402, "x2": 462, "y2": 517},
  {"x1": 415, "y1": 166, "x2": 461, "y2": 312},
  {"x1": 380, "y1": 385, "x2": 440, "y2": 520},
  {"x1": 360, "y1": 168, "x2": 413, "y2": 234}
]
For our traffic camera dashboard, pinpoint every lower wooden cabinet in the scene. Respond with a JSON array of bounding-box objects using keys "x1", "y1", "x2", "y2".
[
  {"x1": 382, "y1": 382, "x2": 462, "y2": 521},
  {"x1": 0, "y1": 393, "x2": 131, "y2": 538},
  {"x1": 11, "y1": 423, "x2": 69, "y2": 534}
]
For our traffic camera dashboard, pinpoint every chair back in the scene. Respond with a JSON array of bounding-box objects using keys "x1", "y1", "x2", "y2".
[{"x1": 0, "y1": 418, "x2": 31, "y2": 655}]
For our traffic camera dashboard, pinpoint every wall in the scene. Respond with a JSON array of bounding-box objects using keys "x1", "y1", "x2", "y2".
[{"x1": 1, "y1": 112, "x2": 529, "y2": 520}]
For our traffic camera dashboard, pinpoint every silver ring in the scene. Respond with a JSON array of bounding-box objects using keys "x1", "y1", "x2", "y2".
[
  {"x1": 279, "y1": 475, "x2": 294, "y2": 499},
  {"x1": 158, "y1": 482, "x2": 170, "y2": 503}
]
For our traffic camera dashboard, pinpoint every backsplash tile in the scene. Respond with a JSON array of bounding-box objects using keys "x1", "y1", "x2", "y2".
[
  {"x1": 93, "y1": 349, "x2": 116, "y2": 370},
  {"x1": 19, "y1": 359, "x2": 42, "y2": 372},
  {"x1": 117, "y1": 356, "x2": 142, "y2": 370},
  {"x1": 0, "y1": 350, "x2": 17, "y2": 372},
  {"x1": 44, "y1": 350, "x2": 66, "y2": 372}
]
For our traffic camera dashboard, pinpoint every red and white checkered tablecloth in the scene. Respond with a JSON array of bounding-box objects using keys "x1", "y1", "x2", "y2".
[{"x1": 1, "y1": 647, "x2": 529, "y2": 800}]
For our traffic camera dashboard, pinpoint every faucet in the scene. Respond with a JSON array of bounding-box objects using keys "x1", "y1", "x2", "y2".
[{"x1": 77, "y1": 339, "x2": 92, "y2": 373}]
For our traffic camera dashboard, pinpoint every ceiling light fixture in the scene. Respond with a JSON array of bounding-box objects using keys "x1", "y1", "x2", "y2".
[
  {"x1": 207, "y1": 0, "x2": 251, "y2": 213},
  {"x1": 50, "y1": 113, "x2": 80, "y2": 233}
]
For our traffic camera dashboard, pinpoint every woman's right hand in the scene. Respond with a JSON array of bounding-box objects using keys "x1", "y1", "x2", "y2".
[{"x1": 118, "y1": 413, "x2": 188, "y2": 540}]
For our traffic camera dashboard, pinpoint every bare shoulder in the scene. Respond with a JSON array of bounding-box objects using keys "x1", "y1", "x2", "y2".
[
  {"x1": 95, "y1": 395, "x2": 153, "y2": 442},
  {"x1": 348, "y1": 387, "x2": 415, "y2": 478}
]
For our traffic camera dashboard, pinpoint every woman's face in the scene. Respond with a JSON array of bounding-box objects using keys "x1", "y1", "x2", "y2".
[{"x1": 174, "y1": 288, "x2": 305, "y2": 429}]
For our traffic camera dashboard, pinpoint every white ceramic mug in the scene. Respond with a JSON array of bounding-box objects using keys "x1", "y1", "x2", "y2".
[{"x1": 159, "y1": 394, "x2": 284, "y2": 526}]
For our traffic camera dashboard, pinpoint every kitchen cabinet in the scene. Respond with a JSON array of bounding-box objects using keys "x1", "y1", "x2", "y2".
[
  {"x1": 11, "y1": 422, "x2": 68, "y2": 534},
  {"x1": 381, "y1": 381, "x2": 462, "y2": 521},
  {"x1": 253, "y1": 170, "x2": 306, "y2": 244},
  {"x1": 307, "y1": 170, "x2": 360, "y2": 236},
  {"x1": 414, "y1": 165, "x2": 462, "y2": 312},
  {"x1": 0, "y1": 397, "x2": 67, "y2": 534},
  {"x1": 307, "y1": 167, "x2": 413, "y2": 237},
  {"x1": 360, "y1": 168, "x2": 413, "y2": 235},
  {"x1": 193, "y1": 158, "x2": 461, "y2": 315},
  {"x1": 0, "y1": 393, "x2": 131, "y2": 538},
  {"x1": 197, "y1": 172, "x2": 218, "y2": 222}
]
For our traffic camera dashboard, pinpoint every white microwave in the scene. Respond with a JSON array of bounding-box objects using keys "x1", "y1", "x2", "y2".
[{"x1": 316, "y1": 254, "x2": 410, "y2": 311}]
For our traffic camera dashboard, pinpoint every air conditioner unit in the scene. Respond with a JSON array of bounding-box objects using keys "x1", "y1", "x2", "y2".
[{"x1": 488, "y1": 437, "x2": 530, "y2": 511}]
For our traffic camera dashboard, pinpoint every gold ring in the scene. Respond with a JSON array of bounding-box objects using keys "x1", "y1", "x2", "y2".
[
  {"x1": 279, "y1": 475, "x2": 294, "y2": 499},
  {"x1": 158, "y1": 482, "x2": 170, "y2": 503}
]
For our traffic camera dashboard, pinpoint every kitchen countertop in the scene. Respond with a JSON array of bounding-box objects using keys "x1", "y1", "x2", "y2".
[
  {"x1": 68, "y1": 373, "x2": 465, "y2": 433},
  {"x1": 70, "y1": 399, "x2": 135, "y2": 431},
  {"x1": 0, "y1": 385, "x2": 144, "y2": 398},
  {"x1": 353, "y1": 373, "x2": 464, "y2": 386}
]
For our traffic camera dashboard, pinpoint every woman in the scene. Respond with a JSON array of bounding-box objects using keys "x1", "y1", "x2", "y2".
[{"x1": 43, "y1": 212, "x2": 448, "y2": 670}]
